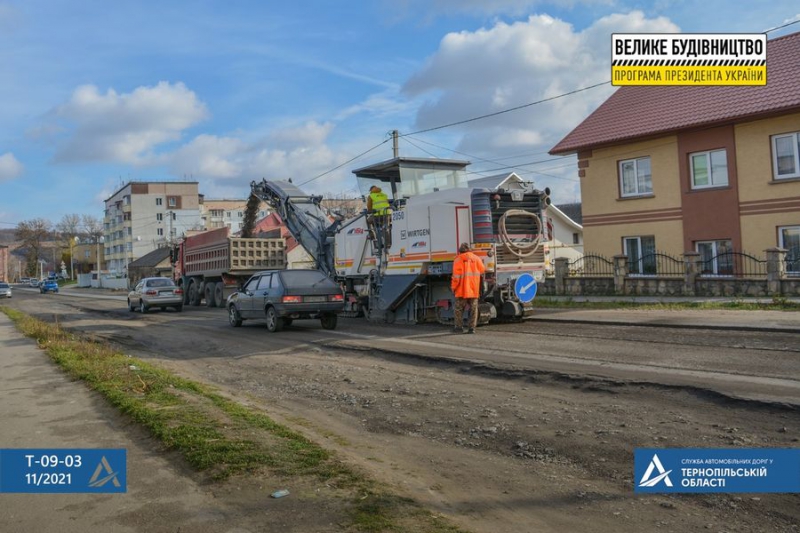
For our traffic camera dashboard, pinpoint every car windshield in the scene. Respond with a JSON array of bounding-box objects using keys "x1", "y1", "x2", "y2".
[
  {"x1": 0, "y1": 283, "x2": 9, "y2": 288},
  {"x1": 279, "y1": 270, "x2": 332, "y2": 288},
  {"x1": 146, "y1": 278, "x2": 175, "y2": 288}
]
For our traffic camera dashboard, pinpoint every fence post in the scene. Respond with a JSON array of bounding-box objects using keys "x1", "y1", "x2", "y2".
[
  {"x1": 683, "y1": 251, "x2": 701, "y2": 296},
  {"x1": 554, "y1": 257, "x2": 569, "y2": 295},
  {"x1": 765, "y1": 247, "x2": 786, "y2": 296},
  {"x1": 613, "y1": 254, "x2": 628, "y2": 295}
]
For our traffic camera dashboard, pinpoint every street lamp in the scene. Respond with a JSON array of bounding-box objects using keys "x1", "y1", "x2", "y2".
[{"x1": 38, "y1": 259, "x2": 47, "y2": 282}]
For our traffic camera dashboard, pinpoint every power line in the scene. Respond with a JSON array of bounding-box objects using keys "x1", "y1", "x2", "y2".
[
  {"x1": 403, "y1": 81, "x2": 612, "y2": 136},
  {"x1": 297, "y1": 138, "x2": 391, "y2": 187},
  {"x1": 765, "y1": 18, "x2": 800, "y2": 34}
]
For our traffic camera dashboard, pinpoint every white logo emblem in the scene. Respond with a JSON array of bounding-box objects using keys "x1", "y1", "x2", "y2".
[{"x1": 639, "y1": 454, "x2": 673, "y2": 487}]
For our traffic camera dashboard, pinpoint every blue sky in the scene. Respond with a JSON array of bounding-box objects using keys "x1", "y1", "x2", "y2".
[{"x1": 1, "y1": 0, "x2": 798, "y2": 228}]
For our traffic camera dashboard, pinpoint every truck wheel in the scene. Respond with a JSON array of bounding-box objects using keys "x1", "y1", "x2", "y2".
[
  {"x1": 182, "y1": 283, "x2": 191, "y2": 304},
  {"x1": 228, "y1": 305, "x2": 243, "y2": 327},
  {"x1": 320, "y1": 313, "x2": 338, "y2": 330},
  {"x1": 214, "y1": 282, "x2": 225, "y2": 307},
  {"x1": 189, "y1": 280, "x2": 202, "y2": 306},
  {"x1": 204, "y1": 283, "x2": 217, "y2": 308},
  {"x1": 265, "y1": 306, "x2": 283, "y2": 332}
]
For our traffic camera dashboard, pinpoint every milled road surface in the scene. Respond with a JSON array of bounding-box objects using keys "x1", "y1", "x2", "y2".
[{"x1": 4, "y1": 287, "x2": 800, "y2": 533}]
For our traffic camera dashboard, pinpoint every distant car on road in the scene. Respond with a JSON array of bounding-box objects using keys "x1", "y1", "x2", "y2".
[
  {"x1": 226, "y1": 269, "x2": 344, "y2": 332},
  {"x1": 128, "y1": 277, "x2": 183, "y2": 313},
  {"x1": 29, "y1": 279, "x2": 41, "y2": 288},
  {"x1": 40, "y1": 279, "x2": 59, "y2": 294},
  {"x1": 19, "y1": 277, "x2": 30, "y2": 284},
  {"x1": 0, "y1": 282, "x2": 11, "y2": 298}
]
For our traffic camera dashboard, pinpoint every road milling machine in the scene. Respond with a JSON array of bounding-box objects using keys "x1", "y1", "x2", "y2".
[{"x1": 250, "y1": 156, "x2": 550, "y2": 325}]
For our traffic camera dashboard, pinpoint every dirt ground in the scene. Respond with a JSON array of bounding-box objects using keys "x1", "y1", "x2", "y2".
[{"x1": 7, "y1": 292, "x2": 800, "y2": 533}]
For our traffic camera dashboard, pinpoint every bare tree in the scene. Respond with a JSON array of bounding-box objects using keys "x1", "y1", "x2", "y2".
[
  {"x1": 15, "y1": 218, "x2": 52, "y2": 277},
  {"x1": 80, "y1": 214, "x2": 104, "y2": 241}
]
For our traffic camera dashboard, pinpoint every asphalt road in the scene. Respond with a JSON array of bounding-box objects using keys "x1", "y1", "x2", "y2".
[
  {"x1": 10, "y1": 285, "x2": 800, "y2": 406},
  {"x1": 4, "y1": 285, "x2": 800, "y2": 533}
]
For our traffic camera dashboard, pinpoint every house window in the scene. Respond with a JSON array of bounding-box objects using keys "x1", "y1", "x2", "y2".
[
  {"x1": 619, "y1": 157, "x2": 652, "y2": 197},
  {"x1": 697, "y1": 240, "x2": 733, "y2": 275},
  {"x1": 171, "y1": 212, "x2": 176, "y2": 220},
  {"x1": 624, "y1": 236, "x2": 656, "y2": 275},
  {"x1": 572, "y1": 233, "x2": 580, "y2": 245},
  {"x1": 157, "y1": 228, "x2": 164, "y2": 236},
  {"x1": 772, "y1": 132, "x2": 800, "y2": 180},
  {"x1": 157, "y1": 213, "x2": 163, "y2": 221},
  {"x1": 156, "y1": 198, "x2": 163, "y2": 206},
  {"x1": 226, "y1": 212, "x2": 231, "y2": 218},
  {"x1": 691, "y1": 149, "x2": 728, "y2": 189},
  {"x1": 168, "y1": 197, "x2": 177, "y2": 207},
  {"x1": 238, "y1": 211, "x2": 243, "y2": 218},
  {"x1": 126, "y1": 243, "x2": 132, "y2": 252},
  {"x1": 779, "y1": 226, "x2": 800, "y2": 275}
]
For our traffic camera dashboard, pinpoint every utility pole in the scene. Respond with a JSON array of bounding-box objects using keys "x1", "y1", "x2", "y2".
[
  {"x1": 392, "y1": 130, "x2": 399, "y2": 158},
  {"x1": 96, "y1": 239, "x2": 102, "y2": 289}
]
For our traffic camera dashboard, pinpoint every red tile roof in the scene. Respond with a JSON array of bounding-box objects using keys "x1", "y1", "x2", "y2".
[{"x1": 550, "y1": 31, "x2": 800, "y2": 155}]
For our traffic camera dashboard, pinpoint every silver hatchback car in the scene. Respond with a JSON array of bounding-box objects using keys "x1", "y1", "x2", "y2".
[
  {"x1": 0, "y1": 282, "x2": 11, "y2": 298},
  {"x1": 128, "y1": 277, "x2": 183, "y2": 313}
]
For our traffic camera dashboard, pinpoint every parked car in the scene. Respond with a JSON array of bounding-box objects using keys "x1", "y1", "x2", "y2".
[
  {"x1": 226, "y1": 269, "x2": 344, "y2": 332},
  {"x1": 128, "y1": 277, "x2": 183, "y2": 313},
  {"x1": 29, "y1": 279, "x2": 41, "y2": 288},
  {"x1": 0, "y1": 282, "x2": 11, "y2": 298},
  {"x1": 40, "y1": 279, "x2": 59, "y2": 294},
  {"x1": 19, "y1": 277, "x2": 30, "y2": 284}
]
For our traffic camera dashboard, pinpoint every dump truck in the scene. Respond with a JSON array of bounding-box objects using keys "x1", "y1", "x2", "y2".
[{"x1": 174, "y1": 227, "x2": 286, "y2": 307}]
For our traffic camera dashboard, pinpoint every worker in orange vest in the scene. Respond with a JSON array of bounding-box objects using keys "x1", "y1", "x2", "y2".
[{"x1": 451, "y1": 242, "x2": 486, "y2": 334}]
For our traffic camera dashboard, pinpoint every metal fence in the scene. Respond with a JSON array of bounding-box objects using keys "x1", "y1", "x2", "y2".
[
  {"x1": 628, "y1": 251, "x2": 684, "y2": 277},
  {"x1": 699, "y1": 251, "x2": 767, "y2": 278},
  {"x1": 568, "y1": 254, "x2": 614, "y2": 277},
  {"x1": 787, "y1": 251, "x2": 800, "y2": 277}
]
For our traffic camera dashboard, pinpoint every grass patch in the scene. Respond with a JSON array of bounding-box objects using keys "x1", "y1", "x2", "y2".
[
  {"x1": 532, "y1": 296, "x2": 800, "y2": 311},
  {"x1": 1, "y1": 306, "x2": 468, "y2": 532}
]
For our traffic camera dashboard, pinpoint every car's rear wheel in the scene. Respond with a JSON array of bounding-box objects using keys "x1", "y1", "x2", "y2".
[
  {"x1": 228, "y1": 305, "x2": 242, "y2": 327},
  {"x1": 139, "y1": 300, "x2": 148, "y2": 314},
  {"x1": 320, "y1": 313, "x2": 338, "y2": 330},
  {"x1": 265, "y1": 306, "x2": 283, "y2": 332}
]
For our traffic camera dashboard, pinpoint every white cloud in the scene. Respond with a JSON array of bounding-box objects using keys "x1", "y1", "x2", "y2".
[
  {"x1": 52, "y1": 82, "x2": 209, "y2": 164},
  {"x1": 0, "y1": 152, "x2": 23, "y2": 181},
  {"x1": 160, "y1": 121, "x2": 360, "y2": 199},
  {"x1": 402, "y1": 11, "x2": 679, "y2": 202}
]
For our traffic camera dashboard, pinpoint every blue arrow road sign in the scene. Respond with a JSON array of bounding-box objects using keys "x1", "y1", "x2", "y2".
[{"x1": 514, "y1": 273, "x2": 537, "y2": 303}]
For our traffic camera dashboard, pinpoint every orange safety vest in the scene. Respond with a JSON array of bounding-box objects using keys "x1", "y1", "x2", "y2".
[{"x1": 451, "y1": 251, "x2": 485, "y2": 298}]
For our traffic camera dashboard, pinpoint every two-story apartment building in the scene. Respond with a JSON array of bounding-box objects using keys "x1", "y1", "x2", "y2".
[
  {"x1": 200, "y1": 198, "x2": 269, "y2": 233},
  {"x1": 550, "y1": 31, "x2": 800, "y2": 275},
  {"x1": 103, "y1": 182, "x2": 203, "y2": 274}
]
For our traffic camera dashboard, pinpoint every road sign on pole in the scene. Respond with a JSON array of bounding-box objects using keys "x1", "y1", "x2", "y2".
[{"x1": 514, "y1": 273, "x2": 538, "y2": 303}]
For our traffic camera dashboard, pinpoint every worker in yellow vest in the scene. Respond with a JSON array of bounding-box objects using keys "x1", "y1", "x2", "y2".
[{"x1": 367, "y1": 185, "x2": 392, "y2": 248}]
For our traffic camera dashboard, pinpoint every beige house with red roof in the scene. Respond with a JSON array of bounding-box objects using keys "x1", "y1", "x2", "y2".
[{"x1": 550, "y1": 31, "x2": 800, "y2": 275}]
